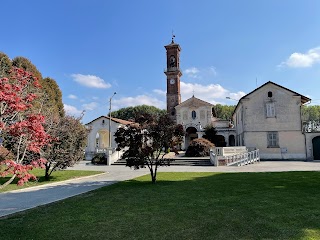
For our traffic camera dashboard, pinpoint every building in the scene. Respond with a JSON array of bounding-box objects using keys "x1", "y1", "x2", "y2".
[
  {"x1": 164, "y1": 37, "x2": 235, "y2": 149},
  {"x1": 232, "y1": 81, "x2": 313, "y2": 160},
  {"x1": 84, "y1": 116, "x2": 133, "y2": 161}
]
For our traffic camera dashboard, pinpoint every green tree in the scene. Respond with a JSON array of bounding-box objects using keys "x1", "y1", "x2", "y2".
[
  {"x1": 0, "y1": 52, "x2": 12, "y2": 77},
  {"x1": 213, "y1": 104, "x2": 236, "y2": 120},
  {"x1": 302, "y1": 105, "x2": 320, "y2": 122},
  {"x1": 41, "y1": 77, "x2": 65, "y2": 118},
  {"x1": 42, "y1": 114, "x2": 87, "y2": 180},
  {"x1": 114, "y1": 114, "x2": 184, "y2": 184},
  {"x1": 12, "y1": 56, "x2": 64, "y2": 119},
  {"x1": 12, "y1": 56, "x2": 43, "y2": 80},
  {"x1": 111, "y1": 105, "x2": 166, "y2": 121},
  {"x1": 203, "y1": 124, "x2": 217, "y2": 145}
]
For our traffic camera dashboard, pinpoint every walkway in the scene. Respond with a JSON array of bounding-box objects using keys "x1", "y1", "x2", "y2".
[{"x1": 1, "y1": 160, "x2": 320, "y2": 218}]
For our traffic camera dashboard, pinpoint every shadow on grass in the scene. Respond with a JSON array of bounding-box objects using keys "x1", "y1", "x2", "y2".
[{"x1": 1, "y1": 171, "x2": 320, "y2": 240}]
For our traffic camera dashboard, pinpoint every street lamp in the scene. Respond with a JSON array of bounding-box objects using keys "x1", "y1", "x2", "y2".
[
  {"x1": 109, "y1": 92, "x2": 116, "y2": 148},
  {"x1": 226, "y1": 97, "x2": 238, "y2": 101}
]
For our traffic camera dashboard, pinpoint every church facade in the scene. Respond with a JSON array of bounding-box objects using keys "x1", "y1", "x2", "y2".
[{"x1": 164, "y1": 38, "x2": 235, "y2": 150}]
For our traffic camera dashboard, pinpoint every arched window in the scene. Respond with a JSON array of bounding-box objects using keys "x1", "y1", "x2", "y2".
[
  {"x1": 191, "y1": 110, "x2": 196, "y2": 119},
  {"x1": 268, "y1": 91, "x2": 273, "y2": 98},
  {"x1": 95, "y1": 132, "x2": 100, "y2": 148}
]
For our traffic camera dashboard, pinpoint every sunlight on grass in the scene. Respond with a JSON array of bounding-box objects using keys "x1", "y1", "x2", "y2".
[{"x1": 301, "y1": 228, "x2": 320, "y2": 240}]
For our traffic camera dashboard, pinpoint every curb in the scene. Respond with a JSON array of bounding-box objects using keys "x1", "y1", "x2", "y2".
[{"x1": 1, "y1": 172, "x2": 108, "y2": 194}]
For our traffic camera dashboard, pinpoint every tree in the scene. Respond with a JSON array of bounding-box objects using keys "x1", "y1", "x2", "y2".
[
  {"x1": 213, "y1": 104, "x2": 236, "y2": 120},
  {"x1": 0, "y1": 67, "x2": 50, "y2": 188},
  {"x1": 41, "y1": 77, "x2": 65, "y2": 118},
  {"x1": 0, "y1": 52, "x2": 12, "y2": 78},
  {"x1": 114, "y1": 114, "x2": 184, "y2": 184},
  {"x1": 12, "y1": 56, "x2": 64, "y2": 119},
  {"x1": 203, "y1": 124, "x2": 217, "y2": 145},
  {"x1": 111, "y1": 105, "x2": 166, "y2": 121},
  {"x1": 185, "y1": 138, "x2": 215, "y2": 157},
  {"x1": 42, "y1": 114, "x2": 88, "y2": 180},
  {"x1": 302, "y1": 105, "x2": 320, "y2": 122}
]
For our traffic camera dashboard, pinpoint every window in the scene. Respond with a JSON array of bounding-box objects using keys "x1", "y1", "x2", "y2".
[
  {"x1": 191, "y1": 110, "x2": 196, "y2": 119},
  {"x1": 268, "y1": 91, "x2": 273, "y2": 98},
  {"x1": 266, "y1": 102, "x2": 275, "y2": 117},
  {"x1": 267, "y1": 132, "x2": 278, "y2": 148}
]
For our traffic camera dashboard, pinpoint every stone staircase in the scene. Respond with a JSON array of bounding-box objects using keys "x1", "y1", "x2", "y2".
[{"x1": 112, "y1": 157, "x2": 213, "y2": 166}]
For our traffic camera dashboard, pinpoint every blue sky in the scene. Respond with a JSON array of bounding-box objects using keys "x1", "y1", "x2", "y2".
[{"x1": 1, "y1": 0, "x2": 320, "y2": 123}]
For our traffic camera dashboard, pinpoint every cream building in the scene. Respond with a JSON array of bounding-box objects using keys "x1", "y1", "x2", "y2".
[
  {"x1": 175, "y1": 95, "x2": 236, "y2": 149},
  {"x1": 232, "y1": 81, "x2": 313, "y2": 160},
  {"x1": 84, "y1": 116, "x2": 132, "y2": 161}
]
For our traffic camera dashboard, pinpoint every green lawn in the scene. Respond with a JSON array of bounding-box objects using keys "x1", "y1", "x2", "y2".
[
  {"x1": 0, "y1": 168, "x2": 104, "y2": 193},
  {"x1": 1, "y1": 171, "x2": 320, "y2": 239}
]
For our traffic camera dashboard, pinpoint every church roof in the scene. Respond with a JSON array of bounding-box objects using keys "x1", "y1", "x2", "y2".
[
  {"x1": 85, "y1": 116, "x2": 134, "y2": 125},
  {"x1": 175, "y1": 96, "x2": 213, "y2": 109},
  {"x1": 232, "y1": 81, "x2": 311, "y2": 116}
]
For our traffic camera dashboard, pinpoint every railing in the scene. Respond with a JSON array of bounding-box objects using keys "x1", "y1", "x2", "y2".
[
  {"x1": 210, "y1": 149, "x2": 260, "y2": 167},
  {"x1": 303, "y1": 121, "x2": 320, "y2": 133},
  {"x1": 213, "y1": 146, "x2": 247, "y2": 156}
]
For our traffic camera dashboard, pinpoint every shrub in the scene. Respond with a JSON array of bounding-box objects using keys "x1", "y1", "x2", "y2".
[
  {"x1": 91, "y1": 153, "x2": 108, "y2": 165},
  {"x1": 185, "y1": 138, "x2": 215, "y2": 157}
]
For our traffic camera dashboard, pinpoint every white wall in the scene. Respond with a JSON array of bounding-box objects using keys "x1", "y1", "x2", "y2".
[{"x1": 234, "y1": 83, "x2": 306, "y2": 160}]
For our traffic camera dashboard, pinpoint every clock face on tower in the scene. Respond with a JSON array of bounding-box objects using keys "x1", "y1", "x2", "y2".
[{"x1": 170, "y1": 78, "x2": 175, "y2": 84}]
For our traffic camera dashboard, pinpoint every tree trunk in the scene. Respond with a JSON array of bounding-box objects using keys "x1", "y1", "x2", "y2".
[
  {"x1": 45, "y1": 163, "x2": 51, "y2": 181},
  {"x1": 0, "y1": 174, "x2": 16, "y2": 189}
]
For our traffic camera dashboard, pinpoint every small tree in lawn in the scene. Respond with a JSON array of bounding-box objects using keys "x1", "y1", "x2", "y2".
[
  {"x1": 0, "y1": 67, "x2": 50, "y2": 189},
  {"x1": 115, "y1": 114, "x2": 184, "y2": 184},
  {"x1": 42, "y1": 114, "x2": 88, "y2": 180}
]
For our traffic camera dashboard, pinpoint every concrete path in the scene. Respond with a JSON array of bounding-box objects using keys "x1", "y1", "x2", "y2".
[{"x1": 1, "y1": 160, "x2": 320, "y2": 218}]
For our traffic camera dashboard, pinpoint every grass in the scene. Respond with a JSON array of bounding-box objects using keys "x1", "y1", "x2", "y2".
[
  {"x1": 1, "y1": 171, "x2": 320, "y2": 239},
  {"x1": 0, "y1": 168, "x2": 104, "y2": 193}
]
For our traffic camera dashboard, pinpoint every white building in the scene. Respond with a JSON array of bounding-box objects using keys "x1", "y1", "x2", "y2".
[
  {"x1": 232, "y1": 81, "x2": 316, "y2": 160},
  {"x1": 85, "y1": 116, "x2": 132, "y2": 161},
  {"x1": 175, "y1": 95, "x2": 236, "y2": 149}
]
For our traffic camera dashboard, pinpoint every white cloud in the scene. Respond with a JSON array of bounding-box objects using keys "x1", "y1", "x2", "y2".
[
  {"x1": 113, "y1": 95, "x2": 165, "y2": 110},
  {"x1": 68, "y1": 94, "x2": 77, "y2": 99},
  {"x1": 184, "y1": 67, "x2": 200, "y2": 78},
  {"x1": 82, "y1": 102, "x2": 98, "y2": 111},
  {"x1": 64, "y1": 104, "x2": 82, "y2": 116},
  {"x1": 153, "y1": 89, "x2": 166, "y2": 96},
  {"x1": 111, "y1": 82, "x2": 244, "y2": 111},
  {"x1": 279, "y1": 47, "x2": 320, "y2": 68},
  {"x1": 228, "y1": 92, "x2": 246, "y2": 101},
  {"x1": 184, "y1": 66, "x2": 218, "y2": 79},
  {"x1": 71, "y1": 74, "x2": 111, "y2": 88},
  {"x1": 180, "y1": 81, "x2": 245, "y2": 103}
]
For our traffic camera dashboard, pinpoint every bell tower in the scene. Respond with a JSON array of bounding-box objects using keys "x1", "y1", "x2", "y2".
[{"x1": 164, "y1": 36, "x2": 182, "y2": 122}]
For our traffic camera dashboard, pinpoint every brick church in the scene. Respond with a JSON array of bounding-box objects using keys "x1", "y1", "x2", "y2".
[{"x1": 164, "y1": 37, "x2": 236, "y2": 150}]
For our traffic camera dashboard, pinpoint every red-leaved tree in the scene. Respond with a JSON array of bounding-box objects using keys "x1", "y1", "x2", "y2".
[{"x1": 0, "y1": 67, "x2": 50, "y2": 188}]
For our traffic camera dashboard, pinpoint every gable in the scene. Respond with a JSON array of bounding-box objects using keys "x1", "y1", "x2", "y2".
[
  {"x1": 233, "y1": 81, "x2": 311, "y2": 117},
  {"x1": 85, "y1": 116, "x2": 133, "y2": 126},
  {"x1": 176, "y1": 96, "x2": 213, "y2": 109}
]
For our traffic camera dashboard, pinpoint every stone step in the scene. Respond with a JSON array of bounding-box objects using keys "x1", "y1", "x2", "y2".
[{"x1": 112, "y1": 158, "x2": 213, "y2": 166}]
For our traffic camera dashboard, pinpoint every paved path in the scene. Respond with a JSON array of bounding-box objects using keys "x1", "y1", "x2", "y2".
[{"x1": 1, "y1": 160, "x2": 320, "y2": 218}]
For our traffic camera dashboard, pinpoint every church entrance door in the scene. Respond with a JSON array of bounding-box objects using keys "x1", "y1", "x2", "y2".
[{"x1": 185, "y1": 127, "x2": 198, "y2": 149}]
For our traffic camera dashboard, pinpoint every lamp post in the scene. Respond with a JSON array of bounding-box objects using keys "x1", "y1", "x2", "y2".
[
  {"x1": 109, "y1": 92, "x2": 116, "y2": 148},
  {"x1": 226, "y1": 96, "x2": 238, "y2": 101}
]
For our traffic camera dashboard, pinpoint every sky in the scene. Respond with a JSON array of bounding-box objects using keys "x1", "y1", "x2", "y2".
[{"x1": 1, "y1": 0, "x2": 320, "y2": 123}]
